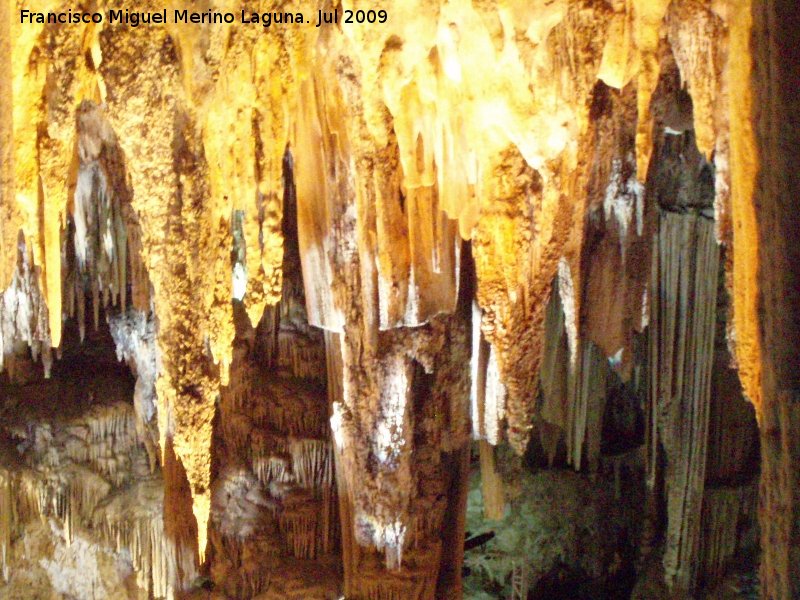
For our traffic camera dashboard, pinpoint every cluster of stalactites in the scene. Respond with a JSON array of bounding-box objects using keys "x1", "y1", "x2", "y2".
[
  {"x1": 472, "y1": 259, "x2": 612, "y2": 473},
  {"x1": 211, "y1": 247, "x2": 337, "y2": 586},
  {"x1": 108, "y1": 309, "x2": 160, "y2": 471},
  {"x1": 0, "y1": 450, "x2": 116, "y2": 582},
  {"x1": 455, "y1": 0, "x2": 756, "y2": 476},
  {"x1": 65, "y1": 101, "x2": 149, "y2": 344},
  {"x1": 648, "y1": 210, "x2": 720, "y2": 592},
  {"x1": 539, "y1": 278, "x2": 611, "y2": 472},
  {"x1": 0, "y1": 239, "x2": 52, "y2": 378},
  {"x1": 67, "y1": 158, "x2": 126, "y2": 339},
  {"x1": 2, "y1": 397, "x2": 185, "y2": 598},
  {"x1": 93, "y1": 478, "x2": 186, "y2": 600},
  {"x1": 1, "y1": 97, "x2": 150, "y2": 380}
]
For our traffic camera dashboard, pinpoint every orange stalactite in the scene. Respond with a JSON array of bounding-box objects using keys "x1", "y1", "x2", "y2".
[{"x1": 727, "y1": 0, "x2": 762, "y2": 416}]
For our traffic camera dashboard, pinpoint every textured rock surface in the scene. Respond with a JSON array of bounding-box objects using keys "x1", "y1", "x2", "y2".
[{"x1": 0, "y1": 324, "x2": 178, "y2": 599}]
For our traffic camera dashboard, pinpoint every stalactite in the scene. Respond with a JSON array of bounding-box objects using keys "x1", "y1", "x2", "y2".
[
  {"x1": 648, "y1": 211, "x2": 719, "y2": 592},
  {"x1": 538, "y1": 277, "x2": 610, "y2": 472},
  {"x1": 567, "y1": 342, "x2": 609, "y2": 472},
  {"x1": 0, "y1": 469, "x2": 11, "y2": 581},
  {"x1": 630, "y1": 0, "x2": 672, "y2": 178},
  {"x1": 665, "y1": 0, "x2": 725, "y2": 162},
  {"x1": 252, "y1": 456, "x2": 291, "y2": 488},
  {"x1": 79, "y1": 403, "x2": 139, "y2": 486},
  {"x1": 278, "y1": 498, "x2": 321, "y2": 560},
  {"x1": 478, "y1": 440, "x2": 505, "y2": 521},
  {"x1": 248, "y1": 379, "x2": 327, "y2": 439},
  {"x1": 724, "y1": 0, "x2": 760, "y2": 420},
  {"x1": 277, "y1": 330, "x2": 327, "y2": 380},
  {"x1": 470, "y1": 303, "x2": 507, "y2": 447},
  {"x1": 289, "y1": 439, "x2": 333, "y2": 490}
]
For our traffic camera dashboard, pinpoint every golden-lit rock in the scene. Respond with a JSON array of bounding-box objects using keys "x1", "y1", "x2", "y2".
[{"x1": 1, "y1": 1, "x2": 787, "y2": 597}]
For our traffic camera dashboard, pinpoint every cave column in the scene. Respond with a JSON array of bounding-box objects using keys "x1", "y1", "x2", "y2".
[{"x1": 751, "y1": 1, "x2": 800, "y2": 597}]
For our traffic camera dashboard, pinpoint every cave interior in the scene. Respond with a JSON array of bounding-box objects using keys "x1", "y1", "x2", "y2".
[{"x1": 0, "y1": 1, "x2": 799, "y2": 599}]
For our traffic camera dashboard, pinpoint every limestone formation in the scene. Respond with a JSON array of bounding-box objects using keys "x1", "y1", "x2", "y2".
[{"x1": 1, "y1": 1, "x2": 798, "y2": 599}]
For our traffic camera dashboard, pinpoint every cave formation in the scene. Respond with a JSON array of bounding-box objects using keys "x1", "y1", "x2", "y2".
[{"x1": 0, "y1": 1, "x2": 798, "y2": 599}]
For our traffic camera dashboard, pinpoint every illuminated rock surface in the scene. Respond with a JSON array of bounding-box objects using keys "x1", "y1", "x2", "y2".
[{"x1": 0, "y1": 0, "x2": 798, "y2": 598}]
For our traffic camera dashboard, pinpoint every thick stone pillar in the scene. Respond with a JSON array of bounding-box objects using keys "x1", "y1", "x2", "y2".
[{"x1": 752, "y1": 1, "x2": 800, "y2": 597}]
